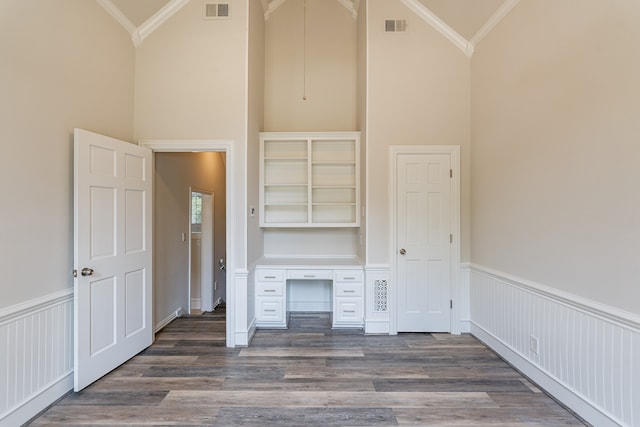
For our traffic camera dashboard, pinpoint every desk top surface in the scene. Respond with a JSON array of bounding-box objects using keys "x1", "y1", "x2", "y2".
[{"x1": 255, "y1": 257, "x2": 363, "y2": 269}]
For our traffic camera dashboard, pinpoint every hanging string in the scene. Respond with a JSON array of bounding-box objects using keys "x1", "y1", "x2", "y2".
[{"x1": 302, "y1": 0, "x2": 307, "y2": 101}]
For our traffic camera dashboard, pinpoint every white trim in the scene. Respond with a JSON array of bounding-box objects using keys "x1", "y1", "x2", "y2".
[
  {"x1": 336, "y1": 0, "x2": 358, "y2": 19},
  {"x1": 469, "y1": 0, "x2": 521, "y2": 47},
  {"x1": 471, "y1": 263, "x2": 640, "y2": 330},
  {"x1": 134, "y1": 0, "x2": 191, "y2": 47},
  {"x1": 399, "y1": 0, "x2": 474, "y2": 58},
  {"x1": 389, "y1": 145, "x2": 461, "y2": 335},
  {"x1": 140, "y1": 139, "x2": 237, "y2": 347},
  {"x1": 264, "y1": 0, "x2": 287, "y2": 20},
  {"x1": 0, "y1": 288, "x2": 72, "y2": 324},
  {"x1": 95, "y1": 0, "x2": 137, "y2": 36},
  {"x1": 154, "y1": 307, "x2": 184, "y2": 333}
]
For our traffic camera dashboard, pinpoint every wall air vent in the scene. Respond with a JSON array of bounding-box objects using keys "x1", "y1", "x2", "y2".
[
  {"x1": 385, "y1": 19, "x2": 407, "y2": 32},
  {"x1": 205, "y1": 3, "x2": 230, "y2": 19}
]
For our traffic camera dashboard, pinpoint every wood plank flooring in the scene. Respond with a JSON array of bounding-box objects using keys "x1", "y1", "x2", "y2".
[{"x1": 28, "y1": 309, "x2": 587, "y2": 426}]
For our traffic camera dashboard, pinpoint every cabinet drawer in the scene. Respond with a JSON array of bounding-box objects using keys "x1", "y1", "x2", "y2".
[
  {"x1": 335, "y1": 282, "x2": 362, "y2": 297},
  {"x1": 256, "y1": 269, "x2": 284, "y2": 281},
  {"x1": 287, "y1": 269, "x2": 331, "y2": 280},
  {"x1": 256, "y1": 297, "x2": 285, "y2": 322},
  {"x1": 256, "y1": 282, "x2": 284, "y2": 296},
  {"x1": 335, "y1": 299, "x2": 363, "y2": 323},
  {"x1": 334, "y1": 270, "x2": 363, "y2": 282}
]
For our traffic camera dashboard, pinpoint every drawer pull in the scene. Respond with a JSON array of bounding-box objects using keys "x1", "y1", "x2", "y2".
[
  {"x1": 264, "y1": 309, "x2": 276, "y2": 313},
  {"x1": 264, "y1": 276, "x2": 277, "y2": 279},
  {"x1": 343, "y1": 277, "x2": 356, "y2": 280},
  {"x1": 343, "y1": 290, "x2": 356, "y2": 293},
  {"x1": 343, "y1": 310, "x2": 356, "y2": 313},
  {"x1": 303, "y1": 275, "x2": 315, "y2": 278},
  {"x1": 264, "y1": 289, "x2": 276, "y2": 292}
]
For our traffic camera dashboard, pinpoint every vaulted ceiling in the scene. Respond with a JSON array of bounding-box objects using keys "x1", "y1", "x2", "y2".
[{"x1": 97, "y1": 0, "x2": 519, "y2": 55}]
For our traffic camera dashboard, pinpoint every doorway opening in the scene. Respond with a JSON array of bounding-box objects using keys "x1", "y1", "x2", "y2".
[
  {"x1": 190, "y1": 190, "x2": 220, "y2": 314},
  {"x1": 143, "y1": 139, "x2": 236, "y2": 347}
]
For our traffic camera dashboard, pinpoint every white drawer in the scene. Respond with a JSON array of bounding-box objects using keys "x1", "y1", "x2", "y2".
[
  {"x1": 256, "y1": 269, "x2": 284, "y2": 281},
  {"x1": 335, "y1": 299, "x2": 363, "y2": 323},
  {"x1": 256, "y1": 282, "x2": 284, "y2": 296},
  {"x1": 335, "y1": 282, "x2": 362, "y2": 297},
  {"x1": 287, "y1": 269, "x2": 331, "y2": 280},
  {"x1": 256, "y1": 297, "x2": 285, "y2": 322},
  {"x1": 334, "y1": 270, "x2": 363, "y2": 282}
]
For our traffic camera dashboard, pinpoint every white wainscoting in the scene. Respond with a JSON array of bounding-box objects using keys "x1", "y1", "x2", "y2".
[
  {"x1": 0, "y1": 289, "x2": 74, "y2": 426},
  {"x1": 470, "y1": 264, "x2": 639, "y2": 427}
]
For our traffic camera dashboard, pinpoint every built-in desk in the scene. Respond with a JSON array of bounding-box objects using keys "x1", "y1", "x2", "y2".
[{"x1": 254, "y1": 258, "x2": 364, "y2": 329}]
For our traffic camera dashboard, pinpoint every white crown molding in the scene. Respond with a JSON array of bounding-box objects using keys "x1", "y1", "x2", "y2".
[
  {"x1": 96, "y1": 0, "x2": 137, "y2": 36},
  {"x1": 469, "y1": 0, "x2": 521, "y2": 48},
  {"x1": 399, "y1": 0, "x2": 474, "y2": 58},
  {"x1": 264, "y1": 0, "x2": 287, "y2": 20},
  {"x1": 96, "y1": 0, "x2": 190, "y2": 47},
  {"x1": 336, "y1": 0, "x2": 357, "y2": 19},
  {"x1": 134, "y1": 0, "x2": 191, "y2": 47}
]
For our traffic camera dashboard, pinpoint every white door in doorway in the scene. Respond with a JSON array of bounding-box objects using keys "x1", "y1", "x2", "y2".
[
  {"x1": 200, "y1": 193, "x2": 214, "y2": 312},
  {"x1": 396, "y1": 153, "x2": 452, "y2": 332},
  {"x1": 74, "y1": 129, "x2": 153, "y2": 391}
]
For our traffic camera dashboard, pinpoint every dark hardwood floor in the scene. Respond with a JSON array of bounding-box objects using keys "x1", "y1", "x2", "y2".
[{"x1": 29, "y1": 308, "x2": 586, "y2": 426}]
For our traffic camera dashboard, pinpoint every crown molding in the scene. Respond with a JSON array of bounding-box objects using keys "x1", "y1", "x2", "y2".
[
  {"x1": 133, "y1": 0, "x2": 190, "y2": 47},
  {"x1": 399, "y1": 0, "x2": 474, "y2": 58},
  {"x1": 336, "y1": 0, "x2": 358, "y2": 19},
  {"x1": 469, "y1": 0, "x2": 521, "y2": 47},
  {"x1": 96, "y1": 0, "x2": 137, "y2": 36},
  {"x1": 264, "y1": 0, "x2": 287, "y2": 20}
]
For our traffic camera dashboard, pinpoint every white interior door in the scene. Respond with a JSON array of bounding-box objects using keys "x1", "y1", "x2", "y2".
[
  {"x1": 74, "y1": 128, "x2": 153, "y2": 391},
  {"x1": 200, "y1": 193, "x2": 214, "y2": 312},
  {"x1": 397, "y1": 153, "x2": 452, "y2": 332}
]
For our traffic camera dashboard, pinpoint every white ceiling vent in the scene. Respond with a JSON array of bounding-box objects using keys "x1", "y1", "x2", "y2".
[
  {"x1": 385, "y1": 19, "x2": 407, "y2": 33},
  {"x1": 205, "y1": 3, "x2": 230, "y2": 19}
]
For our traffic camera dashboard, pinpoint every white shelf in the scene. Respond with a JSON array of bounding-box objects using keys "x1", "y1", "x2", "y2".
[{"x1": 260, "y1": 132, "x2": 360, "y2": 228}]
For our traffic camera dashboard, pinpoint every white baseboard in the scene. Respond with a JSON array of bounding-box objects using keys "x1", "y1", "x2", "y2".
[
  {"x1": 365, "y1": 319, "x2": 390, "y2": 334},
  {"x1": 470, "y1": 264, "x2": 638, "y2": 427},
  {"x1": 190, "y1": 298, "x2": 201, "y2": 310},
  {"x1": 154, "y1": 307, "x2": 184, "y2": 333}
]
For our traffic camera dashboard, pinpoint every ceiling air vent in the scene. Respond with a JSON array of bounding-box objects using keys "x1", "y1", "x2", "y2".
[
  {"x1": 385, "y1": 19, "x2": 407, "y2": 32},
  {"x1": 205, "y1": 3, "x2": 230, "y2": 19}
]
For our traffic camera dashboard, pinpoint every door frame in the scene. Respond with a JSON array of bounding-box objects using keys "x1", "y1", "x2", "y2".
[
  {"x1": 140, "y1": 139, "x2": 236, "y2": 346},
  {"x1": 389, "y1": 145, "x2": 461, "y2": 335}
]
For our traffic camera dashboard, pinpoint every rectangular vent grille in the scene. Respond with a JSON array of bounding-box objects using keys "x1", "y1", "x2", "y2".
[
  {"x1": 385, "y1": 19, "x2": 407, "y2": 32},
  {"x1": 205, "y1": 3, "x2": 230, "y2": 19}
]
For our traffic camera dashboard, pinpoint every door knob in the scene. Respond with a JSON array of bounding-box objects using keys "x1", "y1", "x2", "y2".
[
  {"x1": 399, "y1": 248, "x2": 406, "y2": 255},
  {"x1": 81, "y1": 268, "x2": 94, "y2": 276}
]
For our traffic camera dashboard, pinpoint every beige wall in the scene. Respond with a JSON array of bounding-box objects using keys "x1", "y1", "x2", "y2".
[
  {"x1": 356, "y1": 0, "x2": 368, "y2": 261},
  {"x1": 264, "y1": 0, "x2": 356, "y2": 131},
  {"x1": 247, "y1": 0, "x2": 266, "y2": 268},
  {"x1": 134, "y1": 0, "x2": 248, "y2": 270},
  {"x1": 154, "y1": 152, "x2": 226, "y2": 324},
  {"x1": 471, "y1": 0, "x2": 640, "y2": 315},
  {"x1": 366, "y1": 0, "x2": 471, "y2": 265},
  {"x1": 0, "y1": 0, "x2": 135, "y2": 309}
]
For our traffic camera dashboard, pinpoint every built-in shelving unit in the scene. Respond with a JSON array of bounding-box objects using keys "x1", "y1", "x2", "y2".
[{"x1": 260, "y1": 132, "x2": 360, "y2": 227}]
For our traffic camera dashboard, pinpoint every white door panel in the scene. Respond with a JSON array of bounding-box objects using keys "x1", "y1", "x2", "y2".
[
  {"x1": 74, "y1": 129, "x2": 153, "y2": 391},
  {"x1": 397, "y1": 154, "x2": 451, "y2": 332}
]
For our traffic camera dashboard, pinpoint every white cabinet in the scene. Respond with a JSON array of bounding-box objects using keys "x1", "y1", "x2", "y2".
[
  {"x1": 255, "y1": 269, "x2": 287, "y2": 328},
  {"x1": 333, "y1": 270, "x2": 364, "y2": 328},
  {"x1": 260, "y1": 132, "x2": 360, "y2": 227},
  {"x1": 254, "y1": 264, "x2": 364, "y2": 329}
]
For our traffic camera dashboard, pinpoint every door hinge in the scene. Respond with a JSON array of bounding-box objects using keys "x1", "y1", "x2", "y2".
[
  {"x1": 450, "y1": 234, "x2": 453, "y2": 243},
  {"x1": 450, "y1": 299, "x2": 453, "y2": 309},
  {"x1": 450, "y1": 169, "x2": 453, "y2": 178}
]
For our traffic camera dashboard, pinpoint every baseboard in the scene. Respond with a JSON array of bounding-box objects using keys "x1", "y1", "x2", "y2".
[
  {"x1": 1, "y1": 373, "x2": 72, "y2": 427},
  {"x1": 190, "y1": 298, "x2": 201, "y2": 310},
  {"x1": 364, "y1": 319, "x2": 390, "y2": 334},
  {"x1": 154, "y1": 307, "x2": 184, "y2": 333},
  {"x1": 459, "y1": 318, "x2": 471, "y2": 333},
  {"x1": 471, "y1": 323, "x2": 619, "y2": 427}
]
